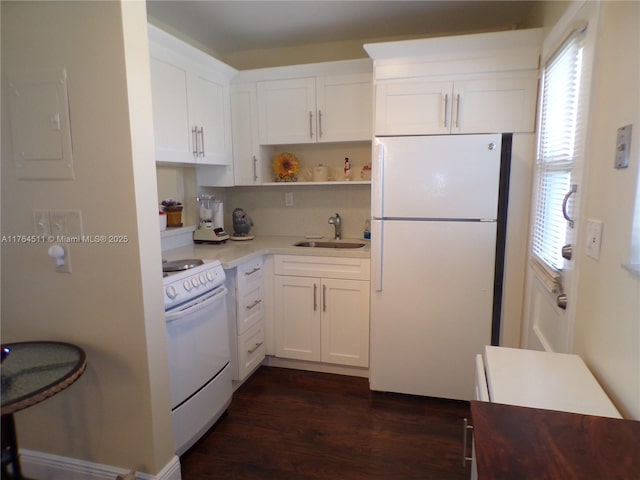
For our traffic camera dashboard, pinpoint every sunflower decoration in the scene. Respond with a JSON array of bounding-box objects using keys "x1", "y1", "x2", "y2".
[{"x1": 273, "y1": 152, "x2": 300, "y2": 182}]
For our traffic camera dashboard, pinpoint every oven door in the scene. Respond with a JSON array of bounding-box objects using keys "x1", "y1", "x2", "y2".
[{"x1": 165, "y1": 286, "x2": 229, "y2": 409}]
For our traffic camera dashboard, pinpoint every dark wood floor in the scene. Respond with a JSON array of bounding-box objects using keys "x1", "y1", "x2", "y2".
[{"x1": 180, "y1": 366, "x2": 472, "y2": 479}]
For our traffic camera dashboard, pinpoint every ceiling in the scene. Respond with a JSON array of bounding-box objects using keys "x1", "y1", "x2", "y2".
[{"x1": 146, "y1": 1, "x2": 542, "y2": 58}]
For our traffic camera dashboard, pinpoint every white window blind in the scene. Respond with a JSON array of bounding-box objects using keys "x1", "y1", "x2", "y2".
[{"x1": 532, "y1": 31, "x2": 585, "y2": 272}]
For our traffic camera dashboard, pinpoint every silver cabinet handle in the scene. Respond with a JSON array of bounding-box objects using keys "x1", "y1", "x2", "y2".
[
  {"x1": 318, "y1": 110, "x2": 323, "y2": 138},
  {"x1": 198, "y1": 127, "x2": 205, "y2": 157},
  {"x1": 244, "y1": 266, "x2": 261, "y2": 276},
  {"x1": 192, "y1": 127, "x2": 198, "y2": 156},
  {"x1": 462, "y1": 418, "x2": 474, "y2": 467},
  {"x1": 322, "y1": 284, "x2": 327, "y2": 312},
  {"x1": 562, "y1": 184, "x2": 578, "y2": 228},
  {"x1": 247, "y1": 341, "x2": 264, "y2": 354},
  {"x1": 313, "y1": 283, "x2": 317, "y2": 311},
  {"x1": 252, "y1": 155, "x2": 258, "y2": 181},
  {"x1": 309, "y1": 111, "x2": 314, "y2": 139},
  {"x1": 561, "y1": 244, "x2": 573, "y2": 260},
  {"x1": 454, "y1": 93, "x2": 461, "y2": 128},
  {"x1": 443, "y1": 93, "x2": 449, "y2": 128},
  {"x1": 246, "y1": 299, "x2": 262, "y2": 310}
]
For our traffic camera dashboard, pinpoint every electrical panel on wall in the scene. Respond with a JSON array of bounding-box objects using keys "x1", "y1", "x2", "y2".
[{"x1": 7, "y1": 68, "x2": 75, "y2": 180}]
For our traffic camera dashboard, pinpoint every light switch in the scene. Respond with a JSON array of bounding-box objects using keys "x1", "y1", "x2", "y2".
[
  {"x1": 34, "y1": 210, "x2": 51, "y2": 236},
  {"x1": 585, "y1": 219, "x2": 603, "y2": 260},
  {"x1": 49, "y1": 210, "x2": 83, "y2": 237},
  {"x1": 614, "y1": 124, "x2": 632, "y2": 169}
]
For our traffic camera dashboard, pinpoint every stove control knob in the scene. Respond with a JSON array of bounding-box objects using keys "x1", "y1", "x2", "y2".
[
  {"x1": 183, "y1": 280, "x2": 192, "y2": 291},
  {"x1": 166, "y1": 285, "x2": 178, "y2": 299},
  {"x1": 206, "y1": 271, "x2": 214, "y2": 282},
  {"x1": 191, "y1": 277, "x2": 200, "y2": 288},
  {"x1": 199, "y1": 274, "x2": 207, "y2": 285}
]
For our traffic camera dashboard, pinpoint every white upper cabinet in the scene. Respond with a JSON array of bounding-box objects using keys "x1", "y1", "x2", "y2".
[
  {"x1": 231, "y1": 83, "x2": 262, "y2": 185},
  {"x1": 315, "y1": 73, "x2": 373, "y2": 142},
  {"x1": 257, "y1": 77, "x2": 316, "y2": 144},
  {"x1": 366, "y1": 29, "x2": 542, "y2": 136},
  {"x1": 375, "y1": 73, "x2": 538, "y2": 135},
  {"x1": 148, "y1": 25, "x2": 236, "y2": 166},
  {"x1": 256, "y1": 72, "x2": 372, "y2": 145}
]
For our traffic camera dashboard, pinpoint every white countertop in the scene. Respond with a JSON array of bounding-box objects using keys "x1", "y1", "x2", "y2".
[
  {"x1": 162, "y1": 235, "x2": 370, "y2": 270},
  {"x1": 484, "y1": 346, "x2": 622, "y2": 418}
]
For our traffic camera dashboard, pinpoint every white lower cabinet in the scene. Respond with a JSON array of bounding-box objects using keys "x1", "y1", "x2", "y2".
[
  {"x1": 274, "y1": 255, "x2": 370, "y2": 368},
  {"x1": 226, "y1": 257, "x2": 266, "y2": 382}
]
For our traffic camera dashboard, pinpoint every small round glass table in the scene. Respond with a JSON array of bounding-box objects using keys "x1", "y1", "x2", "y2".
[{"x1": 1, "y1": 341, "x2": 87, "y2": 479}]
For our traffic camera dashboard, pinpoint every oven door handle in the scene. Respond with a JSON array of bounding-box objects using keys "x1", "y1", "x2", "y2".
[{"x1": 166, "y1": 286, "x2": 228, "y2": 323}]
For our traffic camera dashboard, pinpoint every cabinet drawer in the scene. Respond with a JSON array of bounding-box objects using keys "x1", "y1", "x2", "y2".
[
  {"x1": 236, "y1": 281, "x2": 264, "y2": 335},
  {"x1": 237, "y1": 257, "x2": 264, "y2": 290},
  {"x1": 275, "y1": 255, "x2": 370, "y2": 280},
  {"x1": 237, "y1": 321, "x2": 265, "y2": 380}
]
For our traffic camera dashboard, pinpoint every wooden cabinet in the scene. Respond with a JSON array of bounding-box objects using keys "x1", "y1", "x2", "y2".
[
  {"x1": 148, "y1": 25, "x2": 235, "y2": 166},
  {"x1": 274, "y1": 255, "x2": 370, "y2": 368},
  {"x1": 226, "y1": 257, "x2": 266, "y2": 382},
  {"x1": 257, "y1": 73, "x2": 372, "y2": 145},
  {"x1": 374, "y1": 73, "x2": 538, "y2": 135}
]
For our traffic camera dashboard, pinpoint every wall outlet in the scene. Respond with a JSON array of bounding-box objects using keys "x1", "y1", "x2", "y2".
[
  {"x1": 585, "y1": 219, "x2": 603, "y2": 260},
  {"x1": 285, "y1": 192, "x2": 294, "y2": 207}
]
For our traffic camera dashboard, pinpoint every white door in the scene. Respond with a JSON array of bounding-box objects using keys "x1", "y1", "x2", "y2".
[
  {"x1": 274, "y1": 275, "x2": 321, "y2": 361},
  {"x1": 373, "y1": 135, "x2": 501, "y2": 219},
  {"x1": 370, "y1": 220, "x2": 496, "y2": 400},
  {"x1": 375, "y1": 80, "x2": 452, "y2": 135},
  {"x1": 257, "y1": 78, "x2": 316, "y2": 144},
  {"x1": 320, "y1": 278, "x2": 370, "y2": 367},
  {"x1": 521, "y1": 3, "x2": 597, "y2": 353},
  {"x1": 316, "y1": 73, "x2": 372, "y2": 142},
  {"x1": 149, "y1": 57, "x2": 192, "y2": 163},
  {"x1": 231, "y1": 83, "x2": 261, "y2": 184},
  {"x1": 451, "y1": 75, "x2": 538, "y2": 134},
  {"x1": 191, "y1": 72, "x2": 231, "y2": 165}
]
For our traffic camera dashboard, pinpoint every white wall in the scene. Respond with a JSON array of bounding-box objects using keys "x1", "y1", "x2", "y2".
[
  {"x1": 1, "y1": 0, "x2": 174, "y2": 473},
  {"x1": 572, "y1": 1, "x2": 640, "y2": 419}
]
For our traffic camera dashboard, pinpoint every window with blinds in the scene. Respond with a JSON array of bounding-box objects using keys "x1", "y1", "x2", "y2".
[{"x1": 531, "y1": 30, "x2": 585, "y2": 273}]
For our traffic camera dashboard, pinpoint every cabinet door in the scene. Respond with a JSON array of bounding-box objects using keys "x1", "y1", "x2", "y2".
[
  {"x1": 257, "y1": 78, "x2": 316, "y2": 144},
  {"x1": 274, "y1": 275, "x2": 321, "y2": 361},
  {"x1": 452, "y1": 75, "x2": 538, "y2": 134},
  {"x1": 190, "y1": 72, "x2": 232, "y2": 165},
  {"x1": 231, "y1": 83, "x2": 261, "y2": 184},
  {"x1": 321, "y1": 278, "x2": 370, "y2": 367},
  {"x1": 375, "y1": 80, "x2": 452, "y2": 135},
  {"x1": 149, "y1": 57, "x2": 194, "y2": 163},
  {"x1": 316, "y1": 73, "x2": 373, "y2": 142}
]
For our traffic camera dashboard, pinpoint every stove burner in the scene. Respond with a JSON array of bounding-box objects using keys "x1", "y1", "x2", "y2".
[{"x1": 162, "y1": 259, "x2": 204, "y2": 273}]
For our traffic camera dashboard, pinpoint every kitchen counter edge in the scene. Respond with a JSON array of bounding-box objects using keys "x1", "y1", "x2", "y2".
[{"x1": 161, "y1": 235, "x2": 371, "y2": 270}]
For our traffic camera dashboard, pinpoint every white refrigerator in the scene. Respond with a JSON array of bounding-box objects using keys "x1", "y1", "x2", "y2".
[{"x1": 370, "y1": 134, "x2": 505, "y2": 401}]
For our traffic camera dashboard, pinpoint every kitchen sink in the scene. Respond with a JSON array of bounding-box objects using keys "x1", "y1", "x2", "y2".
[{"x1": 294, "y1": 241, "x2": 366, "y2": 249}]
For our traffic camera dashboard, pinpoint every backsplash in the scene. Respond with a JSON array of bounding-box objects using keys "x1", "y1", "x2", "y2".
[{"x1": 213, "y1": 184, "x2": 371, "y2": 239}]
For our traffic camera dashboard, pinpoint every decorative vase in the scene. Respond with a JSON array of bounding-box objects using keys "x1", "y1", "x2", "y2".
[{"x1": 163, "y1": 206, "x2": 183, "y2": 227}]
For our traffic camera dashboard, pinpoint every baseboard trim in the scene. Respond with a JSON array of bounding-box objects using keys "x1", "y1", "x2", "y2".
[{"x1": 20, "y1": 449, "x2": 182, "y2": 480}]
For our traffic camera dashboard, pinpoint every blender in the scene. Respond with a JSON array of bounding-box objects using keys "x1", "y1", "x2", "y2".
[{"x1": 193, "y1": 195, "x2": 229, "y2": 243}]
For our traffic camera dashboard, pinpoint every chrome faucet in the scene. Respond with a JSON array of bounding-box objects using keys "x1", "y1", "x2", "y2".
[{"x1": 328, "y1": 213, "x2": 342, "y2": 240}]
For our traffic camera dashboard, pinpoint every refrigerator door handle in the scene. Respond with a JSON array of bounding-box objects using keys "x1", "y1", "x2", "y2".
[
  {"x1": 372, "y1": 220, "x2": 383, "y2": 292},
  {"x1": 372, "y1": 141, "x2": 385, "y2": 219}
]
